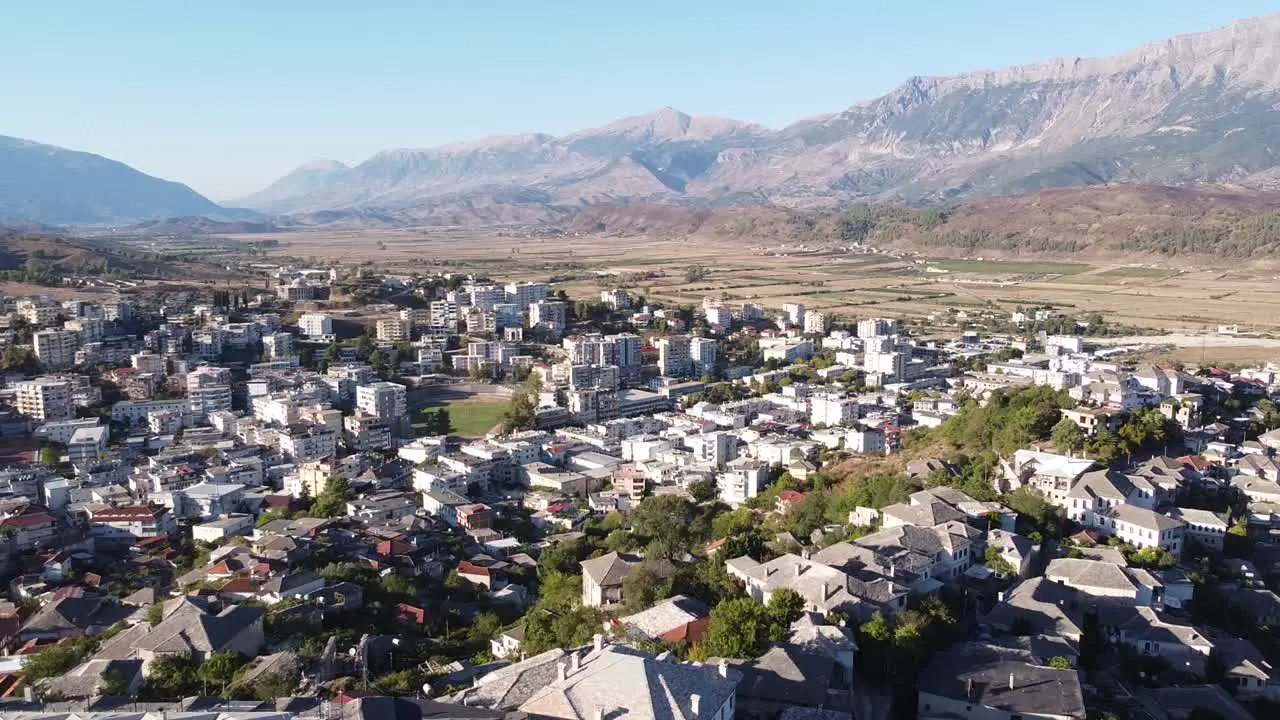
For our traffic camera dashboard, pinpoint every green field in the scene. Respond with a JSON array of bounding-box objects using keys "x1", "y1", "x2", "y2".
[
  {"x1": 924, "y1": 259, "x2": 1088, "y2": 275},
  {"x1": 413, "y1": 398, "x2": 510, "y2": 438}
]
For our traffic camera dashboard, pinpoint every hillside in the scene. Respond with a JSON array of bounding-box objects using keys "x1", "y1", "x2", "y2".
[
  {"x1": 543, "y1": 185, "x2": 1280, "y2": 260},
  {"x1": 126, "y1": 216, "x2": 282, "y2": 235},
  {"x1": 237, "y1": 15, "x2": 1280, "y2": 216},
  {"x1": 0, "y1": 136, "x2": 243, "y2": 225},
  {"x1": 0, "y1": 228, "x2": 237, "y2": 280}
]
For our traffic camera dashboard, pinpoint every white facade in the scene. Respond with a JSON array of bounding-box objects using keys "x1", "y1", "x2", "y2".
[
  {"x1": 16, "y1": 378, "x2": 74, "y2": 421},
  {"x1": 658, "y1": 335, "x2": 693, "y2": 378},
  {"x1": 356, "y1": 382, "x2": 407, "y2": 422},
  {"x1": 34, "y1": 329, "x2": 79, "y2": 370},
  {"x1": 690, "y1": 337, "x2": 717, "y2": 377},
  {"x1": 298, "y1": 313, "x2": 333, "y2": 338}
]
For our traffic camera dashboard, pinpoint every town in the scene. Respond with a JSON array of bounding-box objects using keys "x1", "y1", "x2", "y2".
[{"x1": 0, "y1": 262, "x2": 1276, "y2": 720}]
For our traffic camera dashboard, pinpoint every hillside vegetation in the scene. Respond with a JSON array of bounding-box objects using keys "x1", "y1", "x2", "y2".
[{"x1": 551, "y1": 185, "x2": 1280, "y2": 260}]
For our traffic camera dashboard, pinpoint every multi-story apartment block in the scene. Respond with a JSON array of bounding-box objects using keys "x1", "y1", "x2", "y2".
[
  {"x1": 356, "y1": 381, "x2": 407, "y2": 423},
  {"x1": 262, "y1": 333, "x2": 293, "y2": 359},
  {"x1": 781, "y1": 303, "x2": 806, "y2": 327},
  {"x1": 33, "y1": 329, "x2": 78, "y2": 371},
  {"x1": 376, "y1": 318, "x2": 410, "y2": 343},
  {"x1": 344, "y1": 412, "x2": 392, "y2": 452},
  {"x1": 804, "y1": 311, "x2": 830, "y2": 334},
  {"x1": 187, "y1": 366, "x2": 233, "y2": 417},
  {"x1": 810, "y1": 394, "x2": 861, "y2": 427},
  {"x1": 529, "y1": 300, "x2": 567, "y2": 336},
  {"x1": 505, "y1": 282, "x2": 549, "y2": 310},
  {"x1": 278, "y1": 424, "x2": 338, "y2": 462},
  {"x1": 298, "y1": 313, "x2": 334, "y2": 339},
  {"x1": 657, "y1": 335, "x2": 692, "y2": 378},
  {"x1": 600, "y1": 288, "x2": 630, "y2": 309},
  {"x1": 429, "y1": 300, "x2": 459, "y2": 330},
  {"x1": 469, "y1": 285, "x2": 506, "y2": 311},
  {"x1": 131, "y1": 351, "x2": 167, "y2": 375},
  {"x1": 16, "y1": 378, "x2": 74, "y2": 421},
  {"x1": 857, "y1": 318, "x2": 898, "y2": 338},
  {"x1": 89, "y1": 505, "x2": 176, "y2": 541},
  {"x1": 464, "y1": 307, "x2": 497, "y2": 334},
  {"x1": 690, "y1": 337, "x2": 717, "y2": 378}
]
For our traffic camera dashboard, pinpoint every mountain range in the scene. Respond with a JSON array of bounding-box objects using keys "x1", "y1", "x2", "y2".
[
  {"x1": 5, "y1": 14, "x2": 1280, "y2": 227},
  {"x1": 232, "y1": 13, "x2": 1280, "y2": 217}
]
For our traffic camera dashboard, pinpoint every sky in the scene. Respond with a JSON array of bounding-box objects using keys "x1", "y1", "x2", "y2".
[{"x1": 2, "y1": 1, "x2": 1277, "y2": 201}]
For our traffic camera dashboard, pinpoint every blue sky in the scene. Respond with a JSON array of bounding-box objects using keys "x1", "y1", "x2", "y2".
[{"x1": 2, "y1": 1, "x2": 1275, "y2": 200}]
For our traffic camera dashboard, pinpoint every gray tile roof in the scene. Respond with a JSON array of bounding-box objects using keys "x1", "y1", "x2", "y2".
[
  {"x1": 579, "y1": 552, "x2": 642, "y2": 587},
  {"x1": 1045, "y1": 558, "x2": 1139, "y2": 594},
  {"x1": 918, "y1": 642, "x2": 1085, "y2": 719}
]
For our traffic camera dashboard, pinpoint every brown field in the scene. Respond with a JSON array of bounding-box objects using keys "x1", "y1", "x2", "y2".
[{"x1": 227, "y1": 227, "x2": 1280, "y2": 364}]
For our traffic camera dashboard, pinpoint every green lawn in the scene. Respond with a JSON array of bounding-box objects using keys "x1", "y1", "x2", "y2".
[
  {"x1": 412, "y1": 398, "x2": 510, "y2": 438},
  {"x1": 924, "y1": 259, "x2": 1089, "y2": 275}
]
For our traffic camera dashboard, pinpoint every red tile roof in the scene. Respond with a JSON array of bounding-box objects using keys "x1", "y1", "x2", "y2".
[{"x1": 0, "y1": 513, "x2": 56, "y2": 530}]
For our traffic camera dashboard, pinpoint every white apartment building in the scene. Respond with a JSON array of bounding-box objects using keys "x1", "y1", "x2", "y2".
[
  {"x1": 1170, "y1": 507, "x2": 1229, "y2": 553},
  {"x1": 1096, "y1": 505, "x2": 1186, "y2": 558},
  {"x1": 356, "y1": 381, "x2": 407, "y2": 422},
  {"x1": 690, "y1": 337, "x2": 717, "y2": 377},
  {"x1": 278, "y1": 424, "x2": 338, "y2": 462},
  {"x1": 298, "y1": 313, "x2": 334, "y2": 338},
  {"x1": 469, "y1": 285, "x2": 506, "y2": 311},
  {"x1": 33, "y1": 329, "x2": 78, "y2": 371},
  {"x1": 705, "y1": 305, "x2": 733, "y2": 328},
  {"x1": 846, "y1": 426, "x2": 886, "y2": 455},
  {"x1": 719, "y1": 459, "x2": 770, "y2": 506},
  {"x1": 429, "y1": 300, "x2": 459, "y2": 329},
  {"x1": 344, "y1": 412, "x2": 392, "y2": 452},
  {"x1": 810, "y1": 394, "x2": 861, "y2": 427},
  {"x1": 529, "y1": 300, "x2": 567, "y2": 335},
  {"x1": 111, "y1": 399, "x2": 188, "y2": 426},
  {"x1": 464, "y1": 307, "x2": 497, "y2": 334},
  {"x1": 67, "y1": 426, "x2": 108, "y2": 468},
  {"x1": 187, "y1": 366, "x2": 233, "y2": 417},
  {"x1": 505, "y1": 282, "x2": 549, "y2": 310},
  {"x1": 600, "y1": 288, "x2": 630, "y2": 309},
  {"x1": 804, "y1": 311, "x2": 830, "y2": 334},
  {"x1": 858, "y1": 318, "x2": 897, "y2": 338},
  {"x1": 131, "y1": 351, "x2": 167, "y2": 375},
  {"x1": 782, "y1": 303, "x2": 805, "y2": 327},
  {"x1": 262, "y1": 333, "x2": 293, "y2": 359},
  {"x1": 658, "y1": 335, "x2": 693, "y2": 378},
  {"x1": 16, "y1": 378, "x2": 73, "y2": 421},
  {"x1": 376, "y1": 318, "x2": 410, "y2": 343}
]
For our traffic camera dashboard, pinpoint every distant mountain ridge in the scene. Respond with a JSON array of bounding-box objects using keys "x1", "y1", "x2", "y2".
[
  {"x1": 235, "y1": 14, "x2": 1280, "y2": 215},
  {"x1": 0, "y1": 136, "x2": 262, "y2": 226}
]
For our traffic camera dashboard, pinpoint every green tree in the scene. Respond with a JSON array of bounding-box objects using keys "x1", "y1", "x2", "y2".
[
  {"x1": 311, "y1": 475, "x2": 354, "y2": 518},
  {"x1": 631, "y1": 495, "x2": 697, "y2": 559},
  {"x1": 701, "y1": 598, "x2": 769, "y2": 659},
  {"x1": 1050, "y1": 417, "x2": 1085, "y2": 454},
  {"x1": 197, "y1": 653, "x2": 244, "y2": 694},
  {"x1": 767, "y1": 588, "x2": 806, "y2": 628},
  {"x1": 39, "y1": 446, "x2": 61, "y2": 466},
  {"x1": 687, "y1": 480, "x2": 717, "y2": 503},
  {"x1": 622, "y1": 560, "x2": 675, "y2": 613},
  {"x1": 145, "y1": 603, "x2": 165, "y2": 625},
  {"x1": 22, "y1": 640, "x2": 93, "y2": 681}
]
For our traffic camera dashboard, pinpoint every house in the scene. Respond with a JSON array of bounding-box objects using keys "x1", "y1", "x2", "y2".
[
  {"x1": 1095, "y1": 505, "x2": 1185, "y2": 558},
  {"x1": 986, "y1": 529, "x2": 1034, "y2": 577},
  {"x1": 457, "y1": 561, "x2": 495, "y2": 590},
  {"x1": 258, "y1": 571, "x2": 326, "y2": 604},
  {"x1": 19, "y1": 596, "x2": 133, "y2": 641},
  {"x1": 490, "y1": 626, "x2": 525, "y2": 660},
  {"x1": 1214, "y1": 636, "x2": 1280, "y2": 700},
  {"x1": 1232, "y1": 475, "x2": 1280, "y2": 504},
  {"x1": 192, "y1": 514, "x2": 255, "y2": 543},
  {"x1": 983, "y1": 578, "x2": 1086, "y2": 641},
  {"x1": 728, "y1": 553, "x2": 909, "y2": 620},
  {"x1": 44, "y1": 658, "x2": 144, "y2": 700},
  {"x1": 133, "y1": 602, "x2": 264, "y2": 662},
  {"x1": 610, "y1": 595, "x2": 710, "y2": 645},
  {"x1": 0, "y1": 508, "x2": 59, "y2": 551},
  {"x1": 580, "y1": 552, "x2": 642, "y2": 608},
  {"x1": 1169, "y1": 507, "x2": 1229, "y2": 552},
  {"x1": 1145, "y1": 685, "x2": 1257, "y2": 720},
  {"x1": 1045, "y1": 558, "x2": 1147, "y2": 604},
  {"x1": 918, "y1": 642, "x2": 1085, "y2": 720},
  {"x1": 89, "y1": 505, "x2": 176, "y2": 542},
  {"x1": 1221, "y1": 586, "x2": 1280, "y2": 626},
  {"x1": 456, "y1": 639, "x2": 742, "y2": 720},
  {"x1": 999, "y1": 450, "x2": 1095, "y2": 501},
  {"x1": 1113, "y1": 607, "x2": 1214, "y2": 673}
]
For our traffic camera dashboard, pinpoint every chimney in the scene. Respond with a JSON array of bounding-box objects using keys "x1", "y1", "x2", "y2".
[
  {"x1": 966, "y1": 678, "x2": 974, "y2": 700},
  {"x1": 718, "y1": 659, "x2": 729, "y2": 678},
  {"x1": 888, "y1": 562, "x2": 895, "y2": 579},
  {"x1": 690, "y1": 694, "x2": 701, "y2": 716},
  {"x1": 593, "y1": 633, "x2": 604, "y2": 652},
  {"x1": 1009, "y1": 673, "x2": 1015, "y2": 691},
  {"x1": 558, "y1": 661, "x2": 567, "y2": 682},
  {"x1": 821, "y1": 581, "x2": 829, "y2": 599},
  {"x1": 795, "y1": 563, "x2": 804, "y2": 577},
  {"x1": 593, "y1": 709, "x2": 604, "y2": 720},
  {"x1": 572, "y1": 651, "x2": 581, "y2": 672}
]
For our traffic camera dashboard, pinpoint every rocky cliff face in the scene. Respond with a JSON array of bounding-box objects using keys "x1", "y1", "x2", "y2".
[{"x1": 238, "y1": 14, "x2": 1280, "y2": 216}]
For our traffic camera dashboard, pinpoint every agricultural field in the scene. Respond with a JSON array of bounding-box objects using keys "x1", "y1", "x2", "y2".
[{"x1": 227, "y1": 227, "x2": 1280, "y2": 362}]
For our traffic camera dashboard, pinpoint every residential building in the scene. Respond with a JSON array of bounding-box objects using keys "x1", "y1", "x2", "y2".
[
  {"x1": 803, "y1": 311, "x2": 830, "y2": 334},
  {"x1": 857, "y1": 318, "x2": 897, "y2": 338},
  {"x1": 658, "y1": 335, "x2": 693, "y2": 378},
  {"x1": 782, "y1": 303, "x2": 805, "y2": 327},
  {"x1": 262, "y1": 333, "x2": 293, "y2": 358},
  {"x1": 16, "y1": 377, "x2": 74, "y2": 421},
  {"x1": 580, "y1": 551, "x2": 642, "y2": 607},
  {"x1": 67, "y1": 425, "x2": 107, "y2": 468},
  {"x1": 187, "y1": 366, "x2": 233, "y2": 417},
  {"x1": 89, "y1": 505, "x2": 176, "y2": 542},
  {"x1": 505, "y1": 281, "x2": 549, "y2": 310},
  {"x1": 917, "y1": 642, "x2": 1085, "y2": 720},
  {"x1": 376, "y1": 318, "x2": 410, "y2": 342},
  {"x1": 356, "y1": 381, "x2": 407, "y2": 422},
  {"x1": 34, "y1": 329, "x2": 79, "y2": 370},
  {"x1": 298, "y1": 313, "x2": 333, "y2": 338},
  {"x1": 1170, "y1": 507, "x2": 1229, "y2": 553},
  {"x1": 529, "y1": 300, "x2": 567, "y2": 336},
  {"x1": 690, "y1": 337, "x2": 717, "y2": 377}
]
